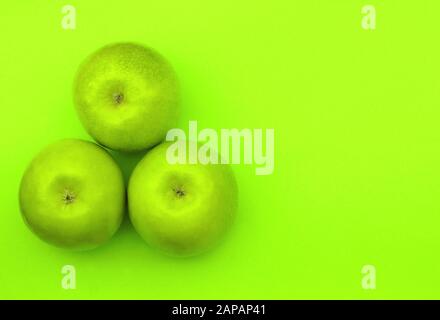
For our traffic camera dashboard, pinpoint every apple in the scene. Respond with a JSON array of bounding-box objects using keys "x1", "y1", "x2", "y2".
[
  {"x1": 128, "y1": 142, "x2": 238, "y2": 256},
  {"x1": 73, "y1": 43, "x2": 180, "y2": 151},
  {"x1": 19, "y1": 139, "x2": 125, "y2": 250}
]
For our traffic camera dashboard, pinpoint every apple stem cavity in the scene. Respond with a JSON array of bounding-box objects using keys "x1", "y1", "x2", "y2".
[
  {"x1": 173, "y1": 187, "x2": 186, "y2": 198},
  {"x1": 112, "y1": 92, "x2": 124, "y2": 105},
  {"x1": 62, "y1": 189, "x2": 76, "y2": 205}
]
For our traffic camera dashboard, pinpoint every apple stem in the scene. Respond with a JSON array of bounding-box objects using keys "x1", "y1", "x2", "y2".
[
  {"x1": 113, "y1": 92, "x2": 124, "y2": 105},
  {"x1": 62, "y1": 189, "x2": 76, "y2": 205},
  {"x1": 173, "y1": 187, "x2": 186, "y2": 198}
]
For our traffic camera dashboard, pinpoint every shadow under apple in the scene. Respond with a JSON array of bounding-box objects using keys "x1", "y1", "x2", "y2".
[
  {"x1": 106, "y1": 149, "x2": 146, "y2": 239},
  {"x1": 108, "y1": 149, "x2": 146, "y2": 184}
]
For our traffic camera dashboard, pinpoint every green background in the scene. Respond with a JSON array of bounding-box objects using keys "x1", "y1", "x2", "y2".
[{"x1": 1, "y1": 0, "x2": 440, "y2": 299}]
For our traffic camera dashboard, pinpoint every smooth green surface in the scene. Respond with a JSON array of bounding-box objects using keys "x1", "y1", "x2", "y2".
[{"x1": 1, "y1": 0, "x2": 440, "y2": 299}]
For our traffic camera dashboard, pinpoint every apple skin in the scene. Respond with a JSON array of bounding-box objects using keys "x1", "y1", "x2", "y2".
[
  {"x1": 128, "y1": 142, "x2": 238, "y2": 257},
  {"x1": 19, "y1": 139, "x2": 125, "y2": 250},
  {"x1": 74, "y1": 43, "x2": 179, "y2": 152}
]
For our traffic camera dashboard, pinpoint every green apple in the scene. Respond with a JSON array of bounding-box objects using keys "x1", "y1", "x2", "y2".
[
  {"x1": 128, "y1": 142, "x2": 238, "y2": 256},
  {"x1": 74, "y1": 43, "x2": 179, "y2": 151},
  {"x1": 19, "y1": 139, "x2": 125, "y2": 250}
]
